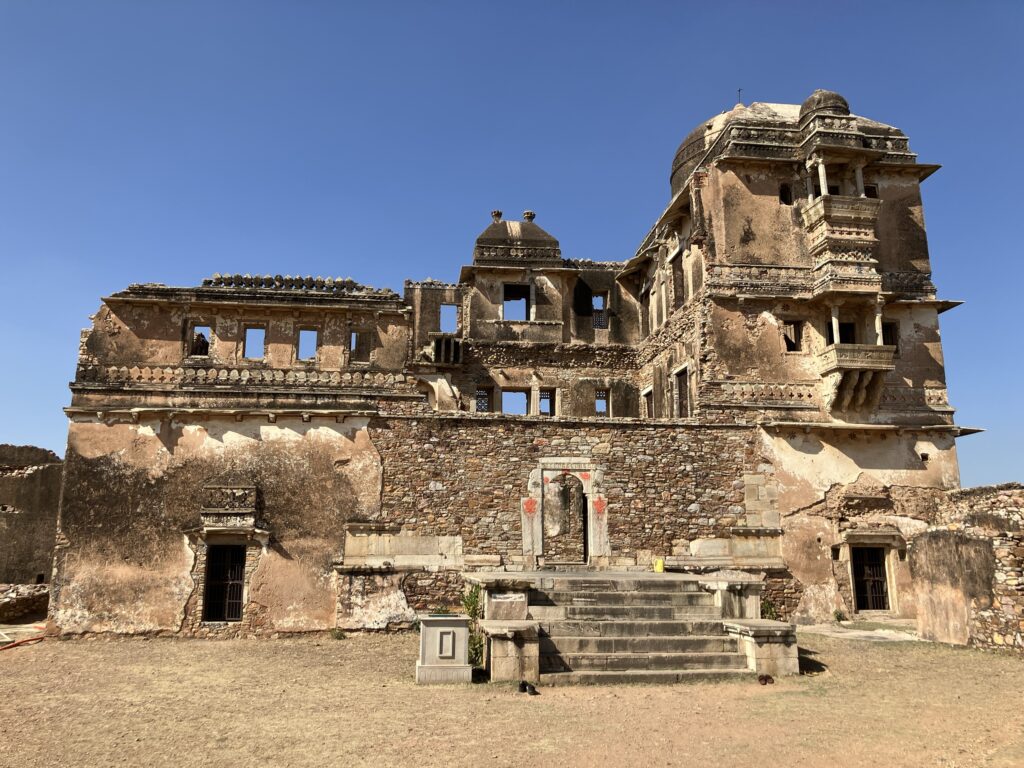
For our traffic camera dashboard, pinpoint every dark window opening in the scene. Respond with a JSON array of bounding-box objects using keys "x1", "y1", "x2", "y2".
[
  {"x1": 852, "y1": 547, "x2": 889, "y2": 612},
  {"x1": 782, "y1": 321, "x2": 804, "y2": 352},
  {"x1": 35, "y1": 573, "x2": 45, "y2": 584},
  {"x1": 440, "y1": 304, "x2": 458, "y2": 333},
  {"x1": 475, "y1": 388, "x2": 493, "y2": 413},
  {"x1": 203, "y1": 545, "x2": 246, "y2": 622},
  {"x1": 643, "y1": 390, "x2": 654, "y2": 419},
  {"x1": 827, "y1": 322, "x2": 857, "y2": 346},
  {"x1": 297, "y1": 329, "x2": 318, "y2": 361},
  {"x1": 594, "y1": 388, "x2": 609, "y2": 418},
  {"x1": 672, "y1": 257, "x2": 686, "y2": 308},
  {"x1": 863, "y1": 184, "x2": 879, "y2": 199},
  {"x1": 190, "y1": 325, "x2": 212, "y2": 357},
  {"x1": 675, "y1": 369, "x2": 691, "y2": 418},
  {"x1": 592, "y1": 293, "x2": 608, "y2": 329},
  {"x1": 538, "y1": 389, "x2": 555, "y2": 416},
  {"x1": 831, "y1": 546, "x2": 841, "y2": 561},
  {"x1": 881, "y1": 321, "x2": 899, "y2": 352},
  {"x1": 433, "y1": 337, "x2": 462, "y2": 364},
  {"x1": 243, "y1": 327, "x2": 265, "y2": 360},
  {"x1": 779, "y1": 183, "x2": 793, "y2": 205},
  {"x1": 813, "y1": 184, "x2": 842, "y2": 198},
  {"x1": 350, "y1": 330, "x2": 372, "y2": 363},
  {"x1": 501, "y1": 390, "x2": 529, "y2": 415},
  {"x1": 502, "y1": 284, "x2": 531, "y2": 322}
]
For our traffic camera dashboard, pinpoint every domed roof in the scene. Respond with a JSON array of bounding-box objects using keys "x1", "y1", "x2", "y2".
[{"x1": 799, "y1": 89, "x2": 850, "y2": 119}]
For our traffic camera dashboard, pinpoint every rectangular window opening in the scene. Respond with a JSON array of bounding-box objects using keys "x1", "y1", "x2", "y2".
[
  {"x1": 538, "y1": 389, "x2": 555, "y2": 416},
  {"x1": 675, "y1": 369, "x2": 691, "y2": 418},
  {"x1": 475, "y1": 387, "x2": 493, "y2": 413},
  {"x1": 863, "y1": 184, "x2": 879, "y2": 199},
  {"x1": 501, "y1": 390, "x2": 529, "y2": 415},
  {"x1": 203, "y1": 545, "x2": 246, "y2": 622},
  {"x1": 297, "y1": 329, "x2": 318, "y2": 361},
  {"x1": 190, "y1": 325, "x2": 212, "y2": 357},
  {"x1": 440, "y1": 304, "x2": 458, "y2": 333},
  {"x1": 350, "y1": 330, "x2": 372, "y2": 363},
  {"x1": 779, "y1": 183, "x2": 794, "y2": 205},
  {"x1": 243, "y1": 327, "x2": 265, "y2": 360},
  {"x1": 592, "y1": 293, "x2": 608, "y2": 329},
  {"x1": 502, "y1": 284, "x2": 531, "y2": 322},
  {"x1": 594, "y1": 388, "x2": 609, "y2": 418},
  {"x1": 782, "y1": 321, "x2": 804, "y2": 353},
  {"x1": 882, "y1": 321, "x2": 899, "y2": 352},
  {"x1": 643, "y1": 390, "x2": 654, "y2": 419}
]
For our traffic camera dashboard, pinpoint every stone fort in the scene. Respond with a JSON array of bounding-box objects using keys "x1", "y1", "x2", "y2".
[{"x1": 33, "y1": 90, "x2": 1021, "y2": 676}]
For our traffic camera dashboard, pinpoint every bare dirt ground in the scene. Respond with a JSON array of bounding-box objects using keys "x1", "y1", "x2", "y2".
[{"x1": 3, "y1": 630, "x2": 1023, "y2": 768}]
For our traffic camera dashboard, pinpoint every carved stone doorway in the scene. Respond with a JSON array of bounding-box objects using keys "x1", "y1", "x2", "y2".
[{"x1": 543, "y1": 474, "x2": 589, "y2": 564}]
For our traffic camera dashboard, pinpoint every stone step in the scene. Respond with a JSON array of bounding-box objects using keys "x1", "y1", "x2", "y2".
[
  {"x1": 540, "y1": 669, "x2": 755, "y2": 686},
  {"x1": 541, "y1": 619, "x2": 727, "y2": 638},
  {"x1": 540, "y1": 651, "x2": 748, "y2": 673},
  {"x1": 529, "y1": 605, "x2": 720, "y2": 621},
  {"x1": 539, "y1": 634, "x2": 735, "y2": 655},
  {"x1": 540, "y1": 578, "x2": 704, "y2": 593},
  {"x1": 528, "y1": 590, "x2": 714, "y2": 607}
]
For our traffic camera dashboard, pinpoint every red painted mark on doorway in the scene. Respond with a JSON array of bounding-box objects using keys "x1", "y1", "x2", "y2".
[
  {"x1": 592, "y1": 498, "x2": 607, "y2": 515},
  {"x1": 523, "y1": 498, "x2": 538, "y2": 515}
]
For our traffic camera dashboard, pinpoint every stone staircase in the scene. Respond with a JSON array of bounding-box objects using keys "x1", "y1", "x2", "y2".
[{"x1": 527, "y1": 576, "x2": 753, "y2": 684}]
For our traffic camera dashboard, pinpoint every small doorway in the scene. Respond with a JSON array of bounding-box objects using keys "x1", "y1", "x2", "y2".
[
  {"x1": 543, "y1": 474, "x2": 589, "y2": 564},
  {"x1": 851, "y1": 547, "x2": 889, "y2": 611},
  {"x1": 203, "y1": 545, "x2": 246, "y2": 622}
]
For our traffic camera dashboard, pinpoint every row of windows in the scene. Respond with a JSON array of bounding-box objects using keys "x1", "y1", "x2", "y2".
[
  {"x1": 188, "y1": 324, "x2": 374, "y2": 363},
  {"x1": 643, "y1": 368, "x2": 692, "y2": 419},
  {"x1": 473, "y1": 387, "x2": 609, "y2": 417},
  {"x1": 501, "y1": 284, "x2": 609, "y2": 328}
]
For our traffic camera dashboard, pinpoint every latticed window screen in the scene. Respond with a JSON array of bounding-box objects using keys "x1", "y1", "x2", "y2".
[
  {"x1": 594, "y1": 389, "x2": 609, "y2": 417},
  {"x1": 203, "y1": 545, "x2": 246, "y2": 622},
  {"x1": 475, "y1": 388, "x2": 492, "y2": 413}
]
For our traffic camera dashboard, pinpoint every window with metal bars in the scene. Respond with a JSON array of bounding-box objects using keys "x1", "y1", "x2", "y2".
[
  {"x1": 203, "y1": 545, "x2": 246, "y2": 622},
  {"x1": 538, "y1": 389, "x2": 555, "y2": 416},
  {"x1": 475, "y1": 387, "x2": 493, "y2": 413},
  {"x1": 592, "y1": 293, "x2": 608, "y2": 329},
  {"x1": 594, "y1": 388, "x2": 609, "y2": 417}
]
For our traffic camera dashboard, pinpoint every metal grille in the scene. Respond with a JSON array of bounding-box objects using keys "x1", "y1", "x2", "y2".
[
  {"x1": 203, "y1": 545, "x2": 246, "y2": 622},
  {"x1": 852, "y1": 547, "x2": 889, "y2": 611},
  {"x1": 594, "y1": 389, "x2": 609, "y2": 417},
  {"x1": 592, "y1": 308, "x2": 608, "y2": 329},
  {"x1": 475, "y1": 389, "x2": 492, "y2": 413}
]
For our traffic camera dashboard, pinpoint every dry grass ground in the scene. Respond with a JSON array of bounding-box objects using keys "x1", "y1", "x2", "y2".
[{"x1": 2, "y1": 630, "x2": 1023, "y2": 768}]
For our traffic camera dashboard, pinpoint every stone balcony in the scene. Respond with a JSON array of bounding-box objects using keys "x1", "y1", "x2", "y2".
[
  {"x1": 817, "y1": 344, "x2": 897, "y2": 412},
  {"x1": 801, "y1": 196, "x2": 883, "y2": 297}
]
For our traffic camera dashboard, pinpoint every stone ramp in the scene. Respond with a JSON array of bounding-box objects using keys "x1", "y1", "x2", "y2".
[{"x1": 528, "y1": 575, "x2": 753, "y2": 685}]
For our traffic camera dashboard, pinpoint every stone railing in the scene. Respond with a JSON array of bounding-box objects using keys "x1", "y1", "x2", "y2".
[
  {"x1": 801, "y1": 194, "x2": 882, "y2": 235},
  {"x1": 817, "y1": 344, "x2": 896, "y2": 376},
  {"x1": 76, "y1": 364, "x2": 413, "y2": 390}
]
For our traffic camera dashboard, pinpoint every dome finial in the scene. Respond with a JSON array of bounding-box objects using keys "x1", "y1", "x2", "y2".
[
  {"x1": 491, "y1": 210, "x2": 503, "y2": 223},
  {"x1": 523, "y1": 210, "x2": 536, "y2": 222}
]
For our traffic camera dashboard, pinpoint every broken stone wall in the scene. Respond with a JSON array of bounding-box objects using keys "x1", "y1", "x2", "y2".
[
  {"x1": 0, "y1": 445, "x2": 63, "y2": 585},
  {"x1": 911, "y1": 484, "x2": 1023, "y2": 651}
]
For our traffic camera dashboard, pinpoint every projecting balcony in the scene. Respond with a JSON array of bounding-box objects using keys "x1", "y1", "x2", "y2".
[
  {"x1": 802, "y1": 195, "x2": 884, "y2": 297},
  {"x1": 817, "y1": 343, "x2": 896, "y2": 413}
]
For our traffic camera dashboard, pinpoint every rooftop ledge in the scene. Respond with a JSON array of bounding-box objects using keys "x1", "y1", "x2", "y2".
[{"x1": 761, "y1": 421, "x2": 983, "y2": 437}]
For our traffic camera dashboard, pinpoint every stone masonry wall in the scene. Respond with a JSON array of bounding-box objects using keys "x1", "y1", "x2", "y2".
[{"x1": 370, "y1": 415, "x2": 760, "y2": 566}]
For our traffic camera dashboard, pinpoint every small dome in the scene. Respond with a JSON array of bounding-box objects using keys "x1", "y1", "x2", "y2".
[{"x1": 799, "y1": 89, "x2": 850, "y2": 119}]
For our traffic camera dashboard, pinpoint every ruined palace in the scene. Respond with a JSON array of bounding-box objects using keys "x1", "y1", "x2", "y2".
[{"x1": 49, "y1": 90, "x2": 1024, "y2": 665}]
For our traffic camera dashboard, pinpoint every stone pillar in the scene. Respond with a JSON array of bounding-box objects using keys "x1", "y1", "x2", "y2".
[
  {"x1": 874, "y1": 303, "x2": 884, "y2": 345},
  {"x1": 854, "y1": 163, "x2": 866, "y2": 197},
  {"x1": 805, "y1": 172, "x2": 815, "y2": 202},
  {"x1": 817, "y1": 159, "x2": 829, "y2": 196},
  {"x1": 830, "y1": 305, "x2": 841, "y2": 346}
]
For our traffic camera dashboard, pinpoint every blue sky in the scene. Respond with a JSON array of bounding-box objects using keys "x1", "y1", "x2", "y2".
[{"x1": 0, "y1": 1, "x2": 1020, "y2": 486}]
